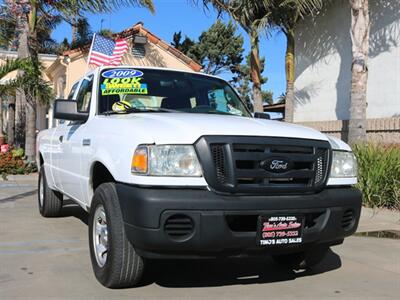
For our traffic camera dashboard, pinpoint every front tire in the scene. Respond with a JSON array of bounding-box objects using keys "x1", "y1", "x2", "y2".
[
  {"x1": 272, "y1": 246, "x2": 329, "y2": 270},
  {"x1": 38, "y1": 166, "x2": 63, "y2": 217},
  {"x1": 88, "y1": 183, "x2": 145, "y2": 288}
]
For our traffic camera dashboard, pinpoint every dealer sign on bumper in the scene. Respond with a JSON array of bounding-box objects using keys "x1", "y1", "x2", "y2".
[{"x1": 257, "y1": 215, "x2": 304, "y2": 246}]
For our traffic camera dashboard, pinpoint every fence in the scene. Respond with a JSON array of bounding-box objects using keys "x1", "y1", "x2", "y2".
[{"x1": 297, "y1": 118, "x2": 400, "y2": 144}]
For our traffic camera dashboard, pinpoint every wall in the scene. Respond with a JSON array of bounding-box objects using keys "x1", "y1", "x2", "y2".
[
  {"x1": 122, "y1": 42, "x2": 193, "y2": 72},
  {"x1": 298, "y1": 117, "x2": 400, "y2": 144},
  {"x1": 294, "y1": 0, "x2": 400, "y2": 123}
]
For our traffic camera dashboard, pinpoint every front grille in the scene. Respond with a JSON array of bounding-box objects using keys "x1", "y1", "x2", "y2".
[
  {"x1": 211, "y1": 144, "x2": 230, "y2": 184},
  {"x1": 196, "y1": 136, "x2": 331, "y2": 195}
]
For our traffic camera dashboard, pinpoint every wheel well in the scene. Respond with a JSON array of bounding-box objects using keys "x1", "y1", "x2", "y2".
[{"x1": 91, "y1": 162, "x2": 115, "y2": 192}]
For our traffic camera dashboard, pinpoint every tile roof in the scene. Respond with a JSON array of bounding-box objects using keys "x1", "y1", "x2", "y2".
[{"x1": 63, "y1": 22, "x2": 202, "y2": 72}]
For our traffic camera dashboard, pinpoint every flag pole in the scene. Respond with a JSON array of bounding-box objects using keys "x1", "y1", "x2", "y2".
[{"x1": 86, "y1": 33, "x2": 96, "y2": 73}]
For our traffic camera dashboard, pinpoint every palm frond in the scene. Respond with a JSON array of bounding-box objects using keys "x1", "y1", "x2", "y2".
[
  {"x1": 204, "y1": 0, "x2": 275, "y2": 33},
  {"x1": 0, "y1": 59, "x2": 31, "y2": 79},
  {"x1": 276, "y1": 0, "x2": 323, "y2": 21},
  {"x1": 0, "y1": 8, "x2": 17, "y2": 49},
  {"x1": 43, "y1": 0, "x2": 155, "y2": 16},
  {"x1": 0, "y1": 58, "x2": 54, "y2": 106}
]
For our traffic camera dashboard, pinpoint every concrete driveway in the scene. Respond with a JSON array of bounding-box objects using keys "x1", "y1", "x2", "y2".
[{"x1": 1, "y1": 175, "x2": 399, "y2": 299}]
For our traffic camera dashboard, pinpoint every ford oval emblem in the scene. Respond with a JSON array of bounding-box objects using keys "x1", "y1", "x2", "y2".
[
  {"x1": 260, "y1": 157, "x2": 293, "y2": 173},
  {"x1": 102, "y1": 69, "x2": 143, "y2": 79}
]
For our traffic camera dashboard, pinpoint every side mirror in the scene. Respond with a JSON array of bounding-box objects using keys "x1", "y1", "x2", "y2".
[
  {"x1": 254, "y1": 112, "x2": 271, "y2": 120},
  {"x1": 53, "y1": 99, "x2": 89, "y2": 122}
]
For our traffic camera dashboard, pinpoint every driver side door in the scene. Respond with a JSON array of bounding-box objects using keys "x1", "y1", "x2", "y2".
[{"x1": 57, "y1": 76, "x2": 93, "y2": 204}]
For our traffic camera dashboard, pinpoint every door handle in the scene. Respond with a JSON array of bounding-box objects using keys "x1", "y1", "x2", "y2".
[{"x1": 59, "y1": 135, "x2": 64, "y2": 143}]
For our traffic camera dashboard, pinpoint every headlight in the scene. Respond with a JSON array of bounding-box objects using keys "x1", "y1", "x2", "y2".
[
  {"x1": 330, "y1": 151, "x2": 357, "y2": 178},
  {"x1": 132, "y1": 145, "x2": 202, "y2": 177}
]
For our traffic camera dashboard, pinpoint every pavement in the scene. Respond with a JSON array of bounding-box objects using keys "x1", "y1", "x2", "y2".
[{"x1": 0, "y1": 174, "x2": 399, "y2": 299}]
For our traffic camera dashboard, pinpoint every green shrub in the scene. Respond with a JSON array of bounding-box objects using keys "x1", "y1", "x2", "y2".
[
  {"x1": 11, "y1": 148, "x2": 24, "y2": 159},
  {"x1": 0, "y1": 151, "x2": 24, "y2": 176},
  {"x1": 354, "y1": 144, "x2": 400, "y2": 210}
]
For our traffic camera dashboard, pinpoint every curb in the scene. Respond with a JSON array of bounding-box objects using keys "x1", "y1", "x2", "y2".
[{"x1": 0, "y1": 173, "x2": 38, "y2": 182}]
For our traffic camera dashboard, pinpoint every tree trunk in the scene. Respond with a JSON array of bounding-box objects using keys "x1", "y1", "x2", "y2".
[
  {"x1": 7, "y1": 95, "x2": 15, "y2": 145},
  {"x1": 15, "y1": 90, "x2": 25, "y2": 147},
  {"x1": 71, "y1": 9, "x2": 80, "y2": 45},
  {"x1": 348, "y1": 0, "x2": 369, "y2": 145},
  {"x1": 25, "y1": 94, "x2": 36, "y2": 162},
  {"x1": 16, "y1": 11, "x2": 30, "y2": 148},
  {"x1": 72, "y1": 19, "x2": 78, "y2": 44},
  {"x1": 15, "y1": 1, "x2": 38, "y2": 162},
  {"x1": 249, "y1": 30, "x2": 263, "y2": 113},
  {"x1": 0, "y1": 98, "x2": 4, "y2": 145},
  {"x1": 284, "y1": 30, "x2": 295, "y2": 122},
  {"x1": 24, "y1": 2, "x2": 38, "y2": 162}
]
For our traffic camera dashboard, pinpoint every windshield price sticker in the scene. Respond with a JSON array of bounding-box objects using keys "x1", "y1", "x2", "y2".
[
  {"x1": 101, "y1": 77, "x2": 148, "y2": 95},
  {"x1": 257, "y1": 215, "x2": 304, "y2": 246},
  {"x1": 102, "y1": 69, "x2": 143, "y2": 79}
]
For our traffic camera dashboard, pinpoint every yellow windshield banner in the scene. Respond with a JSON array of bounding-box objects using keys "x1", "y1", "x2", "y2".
[{"x1": 101, "y1": 77, "x2": 148, "y2": 95}]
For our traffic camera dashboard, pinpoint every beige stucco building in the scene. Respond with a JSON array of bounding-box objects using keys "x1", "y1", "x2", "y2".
[
  {"x1": 293, "y1": 0, "x2": 399, "y2": 143},
  {"x1": 1, "y1": 22, "x2": 201, "y2": 133}
]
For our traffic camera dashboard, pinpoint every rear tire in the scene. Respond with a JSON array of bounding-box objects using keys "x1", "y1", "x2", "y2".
[
  {"x1": 272, "y1": 246, "x2": 329, "y2": 270},
  {"x1": 89, "y1": 183, "x2": 145, "y2": 288},
  {"x1": 38, "y1": 166, "x2": 63, "y2": 217}
]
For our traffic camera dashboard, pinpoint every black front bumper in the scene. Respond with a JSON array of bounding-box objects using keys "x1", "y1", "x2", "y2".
[{"x1": 116, "y1": 184, "x2": 362, "y2": 259}]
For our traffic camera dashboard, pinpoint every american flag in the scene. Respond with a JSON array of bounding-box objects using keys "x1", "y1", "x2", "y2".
[{"x1": 88, "y1": 34, "x2": 129, "y2": 67}]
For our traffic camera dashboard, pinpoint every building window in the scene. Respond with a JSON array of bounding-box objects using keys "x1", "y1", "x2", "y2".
[{"x1": 132, "y1": 44, "x2": 146, "y2": 58}]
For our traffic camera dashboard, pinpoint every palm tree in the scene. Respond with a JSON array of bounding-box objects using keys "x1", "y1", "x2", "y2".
[
  {"x1": 70, "y1": 17, "x2": 93, "y2": 49},
  {"x1": 1, "y1": 5, "x2": 60, "y2": 147},
  {"x1": 199, "y1": 0, "x2": 272, "y2": 113},
  {"x1": 98, "y1": 28, "x2": 116, "y2": 39},
  {"x1": 269, "y1": 0, "x2": 322, "y2": 122},
  {"x1": 0, "y1": 96, "x2": 4, "y2": 145},
  {"x1": 348, "y1": 0, "x2": 369, "y2": 145},
  {"x1": 8, "y1": 0, "x2": 155, "y2": 162},
  {"x1": 0, "y1": 58, "x2": 32, "y2": 145},
  {"x1": 231, "y1": 54, "x2": 270, "y2": 109},
  {"x1": 0, "y1": 59, "x2": 54, "y2": 145},
  {"x1": 0, "y1": 6, "x2": 17, "y2": 50}
]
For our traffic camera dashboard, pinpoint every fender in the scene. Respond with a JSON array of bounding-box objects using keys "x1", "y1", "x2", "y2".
[{"x1": 85, "y1": 149, "x2": 122, "y2": 206}]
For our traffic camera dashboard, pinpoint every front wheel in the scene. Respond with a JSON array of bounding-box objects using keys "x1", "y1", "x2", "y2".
[
  {"x1": 272, "y1": 246, "x2": 329, "y2": 270},
  {"x1": 88, "y1": 183, "x2": 145, "y2": 288}
]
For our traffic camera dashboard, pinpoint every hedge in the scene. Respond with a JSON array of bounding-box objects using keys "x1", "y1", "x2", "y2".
[{"x1": 354, "y1": 144, "x2": 400, "y2": 210}]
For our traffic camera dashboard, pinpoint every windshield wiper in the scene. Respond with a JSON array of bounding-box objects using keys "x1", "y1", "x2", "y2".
[
  {"x1": 201, "y1": 111, "x2": 240, "y2": 116},
  {"x1": 102, "y1": 107, "x2": 146, "y2": 115},
  {"x1": 102, "y1": 107, "x2": 182, "y2": 115},
  {"x1": 143, "y1": 107, "x2": 183, "y2": 113}
]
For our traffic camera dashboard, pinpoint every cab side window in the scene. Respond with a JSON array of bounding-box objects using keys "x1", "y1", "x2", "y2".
[
  {"x1": 67, "y1": 82, "x2": 79, "y2": 100},
  {"x1": 76, "y1": 76, "x2": 93, "y2": 112}
]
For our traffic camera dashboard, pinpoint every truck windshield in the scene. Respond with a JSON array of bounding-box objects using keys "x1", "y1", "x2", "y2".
[{"x1": 98, "y1": 68, "x2": 251, "y2": 117}]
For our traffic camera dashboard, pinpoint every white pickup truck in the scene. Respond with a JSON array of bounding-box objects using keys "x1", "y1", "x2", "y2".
[{"x1": 37, "y1": 66, "x2": 361, "y2": 288}]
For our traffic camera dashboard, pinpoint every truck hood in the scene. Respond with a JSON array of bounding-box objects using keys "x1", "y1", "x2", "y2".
[{"x1": 103, "y1": 113, "x2": 329, "y2": 144}]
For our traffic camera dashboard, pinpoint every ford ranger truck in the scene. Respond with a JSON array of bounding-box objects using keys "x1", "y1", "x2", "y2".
[{"x1": 37, "y1": 66, "x2": 362, "y2": 288}]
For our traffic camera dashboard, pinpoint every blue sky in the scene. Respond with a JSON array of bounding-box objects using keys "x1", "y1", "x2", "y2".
[{"x1": 52, "y1": 0, "x2": 286, "y2": 100}]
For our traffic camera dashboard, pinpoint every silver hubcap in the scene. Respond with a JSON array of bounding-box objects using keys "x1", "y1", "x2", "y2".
[
  {"x1": 93, "y1": 205, "x2": 108, "y2": 267},
  {"x1": 39, "y1": 174, "x2": 44, "y2": 207}
]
